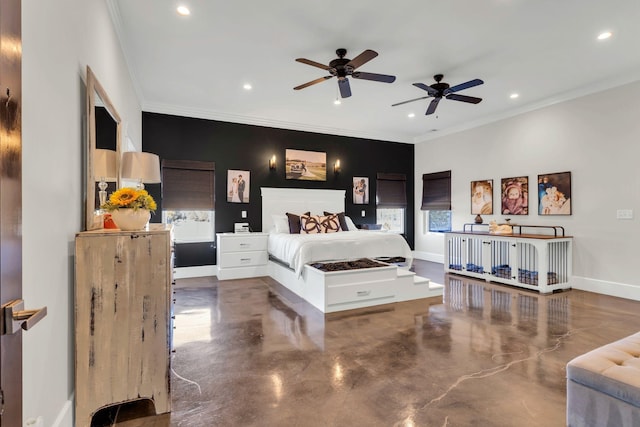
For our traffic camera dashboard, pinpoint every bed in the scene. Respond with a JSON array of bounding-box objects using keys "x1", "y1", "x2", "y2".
[{"x1": 261, "y1": 187, "x2": 442, "y2": 313}]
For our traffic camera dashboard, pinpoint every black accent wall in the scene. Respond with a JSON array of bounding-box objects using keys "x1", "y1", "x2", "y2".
[{"x1": 143, "y1": 112, "x2": 414, "y2": 266}]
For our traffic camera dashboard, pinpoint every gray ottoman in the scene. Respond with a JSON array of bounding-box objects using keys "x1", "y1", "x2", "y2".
[{"x1": 567, "y1": 332, "x2": 640, "y2": 426}]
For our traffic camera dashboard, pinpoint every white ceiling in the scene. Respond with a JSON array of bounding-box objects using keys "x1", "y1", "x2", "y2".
[{"x1": 109, "y1": 0, "x2": 640, "y2": 144}]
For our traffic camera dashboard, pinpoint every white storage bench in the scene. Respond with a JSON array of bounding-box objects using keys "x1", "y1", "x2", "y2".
[{"x1": 566, "y1": 332, "x2": 640, "y2": 426}]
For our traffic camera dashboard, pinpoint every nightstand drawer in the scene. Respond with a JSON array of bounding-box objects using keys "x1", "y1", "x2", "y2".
[
  {"x1": 218, "y1": 235, "x2": 267, "y2": 252},
  {"x1": 220, "y1": 251, "x2": 268, "y2": 268}
]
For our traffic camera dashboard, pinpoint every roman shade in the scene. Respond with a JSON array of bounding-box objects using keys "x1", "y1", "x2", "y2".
[
  {"x1": 421, "y1": 170, "x2": 451, "y2": 210},
  {"x1": 162, "y1": 159, "x2": 215, "y2": 210},
  {"x1": 376, "y1": 173, "x2": 407, "y2": 208}
]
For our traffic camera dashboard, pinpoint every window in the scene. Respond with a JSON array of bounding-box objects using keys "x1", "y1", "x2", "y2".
[
  {"x1": 162, "y1": 160, "x2": 216, "y2": 243},
  {"x1": 428, "y1": 210, "x2": 451, "y2": 232},
  {"x1": 421, "y1": 171, "x2": 452, "y2": 233},
  {"x1": 376, "y1": 173, "x2": 407, "y2": 233},
  {"x1": 377, "y1": 208, "x2": 405, "y2": 233}
]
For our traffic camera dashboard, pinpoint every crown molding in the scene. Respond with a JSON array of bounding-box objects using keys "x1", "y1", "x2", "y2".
[{"x1": 142, "y1": 102, "x2": 415, "y2": 144}]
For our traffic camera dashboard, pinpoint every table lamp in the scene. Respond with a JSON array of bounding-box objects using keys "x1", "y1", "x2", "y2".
[
  {"x1": 121, "y1": 151, "x2": 161, "y2": 189},
  {"x1": 94, "y1": 149, "x2": 117, "y2": 207}
]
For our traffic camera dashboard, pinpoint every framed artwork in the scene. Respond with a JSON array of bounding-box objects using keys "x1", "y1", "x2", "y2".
[
  {"x1": 227, "y1": 170, "x2": 250, "y2": 203},
  {"x1": 538, "y1": 171, "x2": 571, "y2": 215},
  {"x1": 470, "y1": 179, "x2": 493, "y2": 214},
  {"x1": 285, "y1": 149, "x2": 326, "y2": 181},
  {"x1": 501, "y1": 176, "x2": 528, "y2": 215},
  {"x1": 353, "y1": 177, "x2": 369, "y2": 204}
]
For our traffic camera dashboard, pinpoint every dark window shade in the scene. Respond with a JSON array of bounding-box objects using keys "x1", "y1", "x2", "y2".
[
  {"x1": 421, "y1": 171, "x2": 451, "y2": 210},
  {"x1": 376, "y1": 173, "x2": 407, "y2": 208},
  {"x1": 162, "y1": 160, "x2": 215, "y2": 210}
]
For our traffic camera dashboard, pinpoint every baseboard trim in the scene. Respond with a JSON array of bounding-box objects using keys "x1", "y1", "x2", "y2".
[
  {"x1": 51, "y1": 393, "x2": 73, "y2": 427},
  {"x1": 413, "y1": 251, "x2": 444, "y2": 264},
  {"x1": 572, "y1": 276, "x2": 640, "y2": 301},
  {"x1": 174, "y1": 265, "x2": 216, "y2": 279}
]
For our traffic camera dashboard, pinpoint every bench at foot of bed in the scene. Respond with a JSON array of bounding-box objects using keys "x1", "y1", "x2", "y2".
[{"x1": 268, "y1": 258, "x2": 444, "y2": 313}]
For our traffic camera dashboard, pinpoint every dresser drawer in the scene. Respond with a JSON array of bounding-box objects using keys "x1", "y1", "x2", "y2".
[
  {"x1": 326, "y1": 279, "x2": 396, "y2": 306},
  {"x1": 220, "y1": 251, "x2": 268, "y2": 268},
  {"x1": 218, "y1": 234, "x2": 267, "y2": 252}
]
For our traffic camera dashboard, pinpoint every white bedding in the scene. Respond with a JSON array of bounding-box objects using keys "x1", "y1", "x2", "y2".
[{"x1": 268, "y1": 230, "x2": 413, "y2": 276}]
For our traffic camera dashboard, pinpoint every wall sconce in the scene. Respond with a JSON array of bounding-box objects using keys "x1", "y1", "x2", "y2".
[
  {"x1": 269, "y1": 155, "x2": 276, "y2": 170},
  {"x1": 334, "y1": 159, "x2": 341, "y2": 174},
  {"x1": 121, "y1": 151, "x2": 161, "y2": 189},
  {"x1": 94, "y1": 149, "x2": 117, "y2": 208}
]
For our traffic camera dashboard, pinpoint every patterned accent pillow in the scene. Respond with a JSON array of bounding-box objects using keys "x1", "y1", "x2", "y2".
[
  {"x1": 286, "y1": 212, "x2": 310, "y2": 234},
  {"x1": 320, "y1": 214, "x2": 341, "y2": 233},
  {"x1": 300, "y1": 214, "x2": 322, "y2": 234},
  {"x1": 323, "y1": 211, "x2": 348, "y2": 231}
]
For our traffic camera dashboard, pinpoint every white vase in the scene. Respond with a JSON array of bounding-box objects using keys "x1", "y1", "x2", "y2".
[{"x1": 110, "y1": 209, "x2": 150, "y2": 231}]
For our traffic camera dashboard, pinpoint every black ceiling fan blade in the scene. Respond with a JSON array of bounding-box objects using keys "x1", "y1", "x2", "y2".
[
  {"x1": 346, "y1": 49, "x2": 378, "y2": 70},
  {"x1": 338, "y1": 78, "x2": 352, "y2": 98},
  {"x1": 446, "y1": 93, "x2": 482, "y2": 104},
  {"x1": 295, "y1": 58, "x2": 332, "y2": 71},
  {"x1": 413, "y1": 83, "x2": 439, "y2": 96},
  {"x1": 293, "y1": 76, "x2": 333, "y2": 91},
  {"x1": 391, "y1": 96, "x2": 431, "y2": 107},
  {"x1": 425, "y1": 98, "x2": 441, "y2": 115},
  {"x1": 352, "y1": 72, "x2": 396, "y2": 83},
  {"x1": 446, "y1": 78, "x2": 484, "y2": 94}
]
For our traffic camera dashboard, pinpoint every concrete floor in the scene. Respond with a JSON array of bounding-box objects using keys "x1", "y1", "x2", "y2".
[{"x1": 92, "y1": 261, "x2": 640, "y2": 426}]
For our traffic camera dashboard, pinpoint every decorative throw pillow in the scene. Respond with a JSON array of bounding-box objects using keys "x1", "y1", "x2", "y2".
[
  {"x1": 300, "y1": 214, "x2": 322, "y2": 234},
  {"x1": 324, "y1": 211, "x2": 348, "y2": 231},
  {"x1": 286, "y1": 212, "x2": 310, "y2": 234},
  {"x1": 272, "y1": 214, "x2": 290, "y2": 233},
  {"x1": 344, "y1": 215, "x2": 358, "y2": 231},
  {"x1": 320, "y1": 214, "x2": 341, "y2": 233}
]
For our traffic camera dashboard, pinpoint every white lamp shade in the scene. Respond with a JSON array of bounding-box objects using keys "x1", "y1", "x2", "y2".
[
  {"x1": 121, "y1": 151, "x2": 161, "y2": 183},
  {"x1": 94, "y1": 149, "x2": 118, "y2": 182}
]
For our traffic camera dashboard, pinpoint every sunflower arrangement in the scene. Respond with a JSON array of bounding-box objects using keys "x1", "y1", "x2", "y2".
[{"x1": 100, "y1": 187, "x2": 157, "y2": 212}]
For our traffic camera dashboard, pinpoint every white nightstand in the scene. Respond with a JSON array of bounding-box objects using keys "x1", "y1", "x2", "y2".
[{"x1": 216, "y1": 232, "x2": 269, "y2": 280}]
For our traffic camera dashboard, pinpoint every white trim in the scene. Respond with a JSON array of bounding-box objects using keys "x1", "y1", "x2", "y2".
[
  {"x1": 50, "y1": 394, "x2": 73, "y2": 427},
  {"x1": 413, "y1": 250, "x2": 444, "y2": 264},
  {"x1": 571, "y1": 276, "x2": 640, "y2": 302},
  {"x1": 173, "y1": 265, "x2": 217, "y2": 279}
]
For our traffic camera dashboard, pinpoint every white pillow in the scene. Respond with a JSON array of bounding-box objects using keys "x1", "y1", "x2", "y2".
[
  {"x1": 272, "y1": 214, "x2": 290, "y2": 233},
  {"x1": 344, "y1": 216, "x2": 358, "y2": 231}
]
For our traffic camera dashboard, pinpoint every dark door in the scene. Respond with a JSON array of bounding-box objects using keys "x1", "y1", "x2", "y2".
[{"x1": 0, "y1": 0, "x2": 22, "y2": 424}]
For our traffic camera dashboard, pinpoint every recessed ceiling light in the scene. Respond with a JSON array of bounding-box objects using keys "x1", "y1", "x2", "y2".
[
  {"x1": 334, "y1": 99, "x2": 341, "y2": 105},
  {"x1": 408, "y1": 113, "x2": 415, "y2": 118},
  {"x1": 243, "y1": 83, "x2": 252, "y2": 90},
  {"x1": 597, "y1": 31, "x2": 612, "y2": 40},
  {"x1": 510, "y1": 93, "x2": 519, "y2": 99},
  {"x1": 176, "y1": 6, "x2": 190, "y2": 16}
]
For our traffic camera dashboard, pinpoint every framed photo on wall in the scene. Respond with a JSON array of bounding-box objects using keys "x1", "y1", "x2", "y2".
[
  {"x1": 501, "y1": 176, "x2": 528, "y2": 215},
  {"x1": 227, "y1": 170, "x2": 250, "y2": 203},
  {"x1": 285, "y1": 149, "x2": 326, "y2": 181},
  {"x1": 470, "y1": 179, "x2": 493, "y2": 214},
  {"x1": 353, "y1": 177, "x2": 369, "y2": 204},
  {"x1": 538, "y1": 171, "x2": 571, "y2": 215}
]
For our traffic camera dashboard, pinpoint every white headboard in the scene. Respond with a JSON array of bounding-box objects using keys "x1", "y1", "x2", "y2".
[{"x1": 261, "y1": 187, "x2": 346, "y2": 232}]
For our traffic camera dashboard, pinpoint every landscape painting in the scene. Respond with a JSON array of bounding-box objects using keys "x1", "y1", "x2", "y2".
[{"x1": 285, "y1": 149, "x2": 326, "y2": 181}]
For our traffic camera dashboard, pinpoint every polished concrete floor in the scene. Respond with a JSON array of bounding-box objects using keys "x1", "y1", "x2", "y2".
[{"x1": 92, "y1": 261, "x2": 640, "y2": 426}]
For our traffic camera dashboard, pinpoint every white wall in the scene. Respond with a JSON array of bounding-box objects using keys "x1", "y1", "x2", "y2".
[
  {"x1": 21, "y1": 0, "x2": 140, "y2": 425},
  {"x1": 415, "y1": 80, "x2": 640, "y2": 299}
]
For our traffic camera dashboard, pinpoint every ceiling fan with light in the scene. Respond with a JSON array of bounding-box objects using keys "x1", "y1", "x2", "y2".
[
  {"x1": 392, "y1": 74, "x2": 484, "y2": 115},
  {"x1": 294, "y1": 48, "x2": 396, "y2": 98}
]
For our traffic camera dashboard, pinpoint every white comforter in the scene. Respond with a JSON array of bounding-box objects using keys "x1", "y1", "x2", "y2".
[{"x1": 268, "y1": 230, "x2": 413, "y2": 276}]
